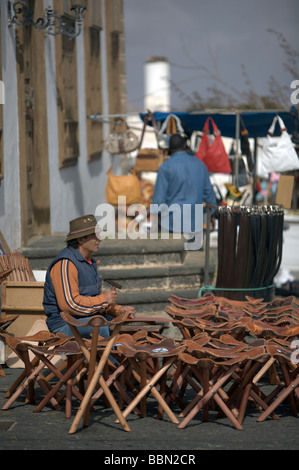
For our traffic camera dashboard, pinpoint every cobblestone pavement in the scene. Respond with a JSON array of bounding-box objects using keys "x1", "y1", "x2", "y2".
[{"x1": 0, "y1": 366, "x2": 298, "y2": 454}]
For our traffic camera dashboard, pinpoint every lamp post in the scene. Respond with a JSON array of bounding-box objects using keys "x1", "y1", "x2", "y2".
[
  {"x1": 8, "y1": 0, "x2": 88, "y2": 39},
  {"x1": 70, "y1": 0, "x2": 88, "y2": 18}
]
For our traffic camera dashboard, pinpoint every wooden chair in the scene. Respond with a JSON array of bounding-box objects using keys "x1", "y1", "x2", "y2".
[
  {"x1": 183, "y1": 336, "x2": 298, "y2": 427},
  {"x1": 89, "y1": 332, "x2": 149, "y2": 417},
  {"x1": 115, "y1": 337, "x2": 186, "y2": 425},
  {"x1": 251, "y1": 337, "x2": 299, "y2": 423},
  {"x1": 26, "y1": 340, "x2": 87, "y2": 417},
  {"x1": 177, "y1": 356, "x2": 245, "y2": 430},
  {"x1": 257, "y1": 364, "x2": 299, "y2": 422},
  {"x1": 163, "y1": 292, "x2": 299, "y2": 428},
  {"x1": 0, "y1": 315, "x2": 19, "y2": 377},
  {"x1": 60, "y1": 311, "x2": 132, "y2": 434},
  {"x1": 0, "y1": 330, "x2": 78, "y2": 413},
  {"x1": 176, "y1": 335, "x2": 259, "y2": 430}
]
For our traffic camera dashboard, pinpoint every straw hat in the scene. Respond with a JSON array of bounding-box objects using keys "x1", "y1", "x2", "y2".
[{"x1": 65, "y1": 215, "x2": 97, "y2": 242}]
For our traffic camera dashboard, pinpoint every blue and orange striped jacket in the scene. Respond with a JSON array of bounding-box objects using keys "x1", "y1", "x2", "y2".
[{"x1": 43, "y1": 246, "x2": 119, "y2": 331}]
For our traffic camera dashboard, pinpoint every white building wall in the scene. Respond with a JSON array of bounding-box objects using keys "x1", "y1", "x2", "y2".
[
  {"x1": 0, "y1": 4, "x2": 21, "y2": 250},
  {"x1": 45, "y1": 0, "x2": 111, "y2": 235},
  {"x1": 0, "y1": 1, "x2": 116, "y2": 245}
]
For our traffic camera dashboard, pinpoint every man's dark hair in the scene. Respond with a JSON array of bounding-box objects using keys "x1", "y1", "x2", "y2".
[
  {"x1": 67, "y1": 239, "x2": 79, "y2": 249},
  {"x1": 169, "y1": 133, "x2": 187, "y2": 152}
]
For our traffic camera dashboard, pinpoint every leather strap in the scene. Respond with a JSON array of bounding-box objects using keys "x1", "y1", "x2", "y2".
[{"x1": 138, "y1": 112, "x2": 159, "y2": 149}]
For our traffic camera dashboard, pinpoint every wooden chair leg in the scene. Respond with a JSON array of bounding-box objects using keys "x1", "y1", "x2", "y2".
[
  {"x1": 257, "y1": 374, "x2": 299, "y2": 422},
  {"x1": 0, "y1": 364, "x2": 6, "y2": 377},
  {"x1": 3, "y1": 355, "x2": 42, "y2": 398},
  {"x1": 177, "y1": 363, "x2": 243, "y2": 430},
  {"x1": 33, "y1": 354, "x2": 85, "y2": 416},
  {"x1": 119, "y1": 357, "x2": 179, "y2": 425},
  {"x1": 2, "y1": 359, "x2": 60, "y2": 411},
  {"x1": 83, "y1": 325, "x2": 99, "y2": 427},
  {"x1": 139, "y1": 359, "x2": 147, "y2": 418},
  {"x1": 68, "y1": 324, "x2": 131, "y2": 434},
  {"x1": 91, "y1": 360, "x2": 140, "y2": 415}
]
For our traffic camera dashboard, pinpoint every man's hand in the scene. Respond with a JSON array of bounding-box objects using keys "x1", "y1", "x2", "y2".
[
  {"x1": 104, "y1": 289, "x2": 117, "y2": 306},
  {"x1": 119, "y1": 305, "x2": 136, "y2": 319}
]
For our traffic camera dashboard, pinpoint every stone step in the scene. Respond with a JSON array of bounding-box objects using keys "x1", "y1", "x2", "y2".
[
  {"x1": 98, "y1": 250, "x2": 211, "y2": 313},
  {"x1": 100, "y1": 263, "x2": 202, "y2": 291},
  {"x1": 19, "y1": 236, "x2": 189, "y2": 270}
]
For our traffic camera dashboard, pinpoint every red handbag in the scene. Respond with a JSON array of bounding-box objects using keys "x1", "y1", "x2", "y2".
[{"x1": 196, "y1": 117, "x2": 231, "y2": 173}]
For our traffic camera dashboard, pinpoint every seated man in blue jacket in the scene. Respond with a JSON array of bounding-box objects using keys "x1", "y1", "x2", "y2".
[
  {"x1": 43, "y1": 214, "x2": 135, "y2": 339},
  {"x1": 151, "y1": 134, "x2": 217, "y2": 250}
]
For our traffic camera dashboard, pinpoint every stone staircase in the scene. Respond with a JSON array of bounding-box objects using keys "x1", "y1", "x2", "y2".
[{"x1": 19, "y1": 235, "x2": 217, "y2": 318}]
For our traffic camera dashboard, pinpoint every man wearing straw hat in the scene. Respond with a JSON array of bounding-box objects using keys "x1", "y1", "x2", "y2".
[{"x1": 43, "y1": 214, "x2": 136, "y2": 339}]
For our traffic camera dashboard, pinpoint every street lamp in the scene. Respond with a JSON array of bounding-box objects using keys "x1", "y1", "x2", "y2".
[
  {"x1": 70, "y1": 1, "x2": 88, "y2": 15},
  {"x1": 8, "y1": 0, "x2": 88, "y2": 39}
]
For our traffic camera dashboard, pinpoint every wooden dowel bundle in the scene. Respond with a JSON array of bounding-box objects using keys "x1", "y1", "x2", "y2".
[{"x1": 0, "y1": 253, "x2": 36, "y2": 282}]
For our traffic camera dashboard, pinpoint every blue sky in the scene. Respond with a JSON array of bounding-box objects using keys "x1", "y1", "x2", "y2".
[{"x1": 123, "y1": 0, "x2": 299, "y2": 112}]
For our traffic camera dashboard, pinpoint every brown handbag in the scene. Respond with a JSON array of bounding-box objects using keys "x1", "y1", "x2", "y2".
[
  {"x1": 105, "y1": 168, "x2": 142, "y2": 206},
  {"x1": 134, "y1": 112, "x2": 164, "y2": 172}
]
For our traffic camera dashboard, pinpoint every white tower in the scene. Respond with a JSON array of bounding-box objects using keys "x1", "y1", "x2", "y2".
[{"x1": 144, "y1": 56, "x2": 170, "y2": 112}]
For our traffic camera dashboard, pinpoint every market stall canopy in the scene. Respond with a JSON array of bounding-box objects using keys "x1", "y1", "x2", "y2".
[{"x1": 140, "y1": 110, "x2": 296, "y2": 138}]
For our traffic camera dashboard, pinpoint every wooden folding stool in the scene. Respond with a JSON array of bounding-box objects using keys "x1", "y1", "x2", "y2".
[
  {"x1": 256, "y1": 343, "x2": 299, "y2": 422},
  {"x1": 0, "y1": 330, "x2": 72, "y2": 411},
  {"x1": 176, "y1": 337, "x2": 253, "y2": 430},
  {"x1": 0, "y1": 314, "x2": 18, "y2": 377},
  {"x1": 115, "y1": 338, "x2": 186, "y2": 424},
  {"x1": 60, "y1": 311, "x2": 132, "y2": 434},
  {"x1": 27, "y1": 340, "x2": 87, "y2": 417}
]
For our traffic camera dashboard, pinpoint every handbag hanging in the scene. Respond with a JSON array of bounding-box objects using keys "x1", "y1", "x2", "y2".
[
  {"x1": 104, "y1": 118, "x2": 139, "y2": 155},
  {"x1": 105, "y1": 168, "x2": 142, "y2": 206},
  {"x1": 189, "y1": 130, "x2": 203, "y2": 153},
  {"x1": 158, "y1": 114, "x2": 186, "y2": 150},
  {"x1": 134, "y1": 112, "x2": 164, "y2": 172},
  {"x1": 240, "y1": 116, "x2": 254, "y2": 172},
  {"x1": 196, "y1": 117, "x2": 231, "y2": 174},
  {"x1": 257, "y1": 115, "x2": 299, "y2": 177}
]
